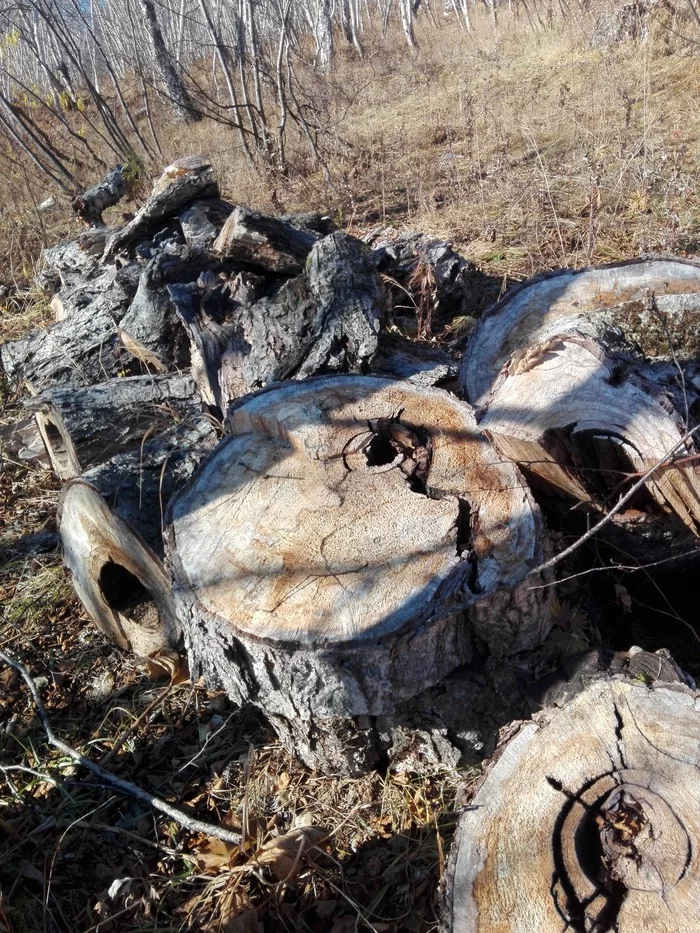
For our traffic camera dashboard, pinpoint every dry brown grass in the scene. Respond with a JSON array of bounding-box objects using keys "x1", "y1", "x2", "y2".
[{"x1": 2, "y1": 5, "x2": 700, "y2": 930}]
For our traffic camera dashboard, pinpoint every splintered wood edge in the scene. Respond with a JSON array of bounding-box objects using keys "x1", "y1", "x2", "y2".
[
  {"x1": 444, "y1": 678, "x2": 700, "y2": 933},
  {"x1": 462, "y1": 258, "x2": 700, "y2": 407},
  {"x1": 59, "y1": 481, "x2": 179, "y2": 656},
  {"x1": 168, "y1": 375, "x2": 545, "y2": 648}
]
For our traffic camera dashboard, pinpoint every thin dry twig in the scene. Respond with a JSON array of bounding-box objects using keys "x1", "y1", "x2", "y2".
[{"x1": 0, "y1": 647, "x2": 242, "y2": 846}]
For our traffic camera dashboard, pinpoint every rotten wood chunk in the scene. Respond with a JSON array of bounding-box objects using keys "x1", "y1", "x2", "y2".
[
  {"x1": 460, "y1": 259, "x2": 700, "y2": 534},
  {"x1": 25, "y1": 374, "x2": 201, "y2": 480},
  {"x1": 58, "y1": 414, "x2": 217, "y2": 656},
  {"x1": 442, "y1": 674, "x2": 700, "y2": 933},
  {"x1": 213, "y1": 206, "x2": 321, "y2": 273},
  {"x1": 0, "y1": 283, "x2": 132, "y2": 392},
  {"x1": 166, "y1": 375, "x2": 550, "y2": 773},
  {"x1": 71, "y1": 164, "x2": 127, "y2": 227},
  {"x1": 103, "y1": 156, "x2": 219, "y2": 262}
]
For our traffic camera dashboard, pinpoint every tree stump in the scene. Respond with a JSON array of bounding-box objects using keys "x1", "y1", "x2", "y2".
[
  {"x1": 59, "y1": 415, "x2": 217, "y2": 656},
  {"x1": 167, "y1": 375, "x2": 551, "y2": 772},
  {"x1": 460, "y1": 259, "x2": 700, "y2": 537},
  {"x1": 442, "y1": 671, "x2": 700, "y2": 933}
]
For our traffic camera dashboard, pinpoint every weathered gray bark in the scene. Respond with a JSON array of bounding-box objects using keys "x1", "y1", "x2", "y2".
[
  {"x1": 442, "y1": 661, "x2": 700, "y2": 933},
  {"x1": 213, "y1": 206, "x2": 322, "y2": 273},
  {"x1": 0, "y1": 283, "x2": 131, "y2": 392},
  {"x1": 103, "y1": 157, "x2": 218, "y2": 262},
  {"x1": 25, "y1": 374, "x2": 201, "y2": 479},
  {"x1": 166, "y1": 375, "x2": 551, "y2": 773},
  {"x1": 178, "y1": 198, "x2": 234, "y2": 251},
  {"x1": 58, "y1": 414, "x2": 217, "y2": 657},
  {"x1": 71, "y1": 164, "x2": 127, "y2": 227}
]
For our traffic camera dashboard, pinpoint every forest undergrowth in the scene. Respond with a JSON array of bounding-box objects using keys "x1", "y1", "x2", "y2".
[{"x1": 1, "y1": 5, "x2": 700, "y2": 931}]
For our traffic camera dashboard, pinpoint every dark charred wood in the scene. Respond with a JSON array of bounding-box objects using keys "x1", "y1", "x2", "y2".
[
  {"x1": 371, "y1": 332, "x2": 457, "y2": 386},
  {"x1": 103, "y1": 157, "x2": 219, "y2": 262},
  {"x1": 179, "y1": 198, "x2": 234, "y2": 251},
  {"x1": 71, "y1": 165, "x2": 127, "y2": 227}
]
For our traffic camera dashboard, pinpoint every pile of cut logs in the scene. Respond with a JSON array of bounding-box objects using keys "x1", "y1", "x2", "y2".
[{"x1": 2, "y1": 157, "x2": 699, "y2": 932}]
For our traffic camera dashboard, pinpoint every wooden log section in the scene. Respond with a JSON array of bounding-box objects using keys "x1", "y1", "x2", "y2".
[
  {"x1": 167, "y1": 375, "x2": 551, "y2": 771},
  {"x1": 170, "y1": 230, "x2": 383, "y2": 411},
  {"x1": 103, "y1": 156, "x2": 219, "y2": 262},
  {"x1": 442, "y1": 671, "x2": 700, "y2": 933},
  {"x1": 213, "y1": 206, "x2": 322, "y2": 273},
  {"x1": 59, "y1": 415, "x2": 217, "y2": 656},
  {"x1": 71, "y1": 164, "x2": 127, "y2": 227},
  {"x1": 25, "y1": 374, "x2": 201, "y2": 480},
  {"x1": 459, "y1": 259, "x2": 700, "y2": 534}
]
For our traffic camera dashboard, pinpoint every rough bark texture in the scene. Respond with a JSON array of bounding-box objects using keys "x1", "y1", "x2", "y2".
[
  {"x1": 25, "y1": 374, "x2": 201, "y2": 479},
  {"x1": 103, "y1": 157, "x2": 218, "y2": 261},
  {"x1": 167, "y1": 375, "x2": 550, "y2": 772},
  {"x1": 460, "y1": 259, "x2": 700, "y2": 534},
  {"x1": 170, "y1": 230, "x2": 383, "y2": 411},
  {"x1": 0, "y1": 286, "x2": 131, "y2": 392},
  {"x1": 178, "y1": 198, "x2": 234, "y2": 251},
  {"x1": 442, "y1": 668, "x2": 700, "y2": 933},
  {"x1": 72, "y1": 165, "x2": 127, "y2": 227},
  {"x1": 58, "y1": 414, "x2": 217, "y2": 656},
  {"x1": 213, "y1": 206, "x2": 322, "y2": 273}
]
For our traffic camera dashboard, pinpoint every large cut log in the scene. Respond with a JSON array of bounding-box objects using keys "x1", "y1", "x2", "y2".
[
  {"x1": 213, "y1": 206, "x2": 322, "y2": 273},
  {"x1": 72, "y1": 164, "x2": 127, "y2": 227},
  {"x1": 58, "y1": 414, "x2": 217, "y2": 656},
  {"x1": 442, "y1": 663, "x2": 700, "y2": 933},
  {"x1": 170, "y1": 230, "x2": 383, "y2": 411},
  {"x1": 103, "y1": 156, "x2": 219, "y2": 262},
  {"x1": 178, "y1": 198, "x2": 234, "y2": 251},
  {"x1": 459, "y1": 258, "x2": 700, "y2": 540},
  {"x1": 167, "y1": 375, "x2": 551, "y2": 772},
  {"x1": 25, "y1": 374, "x2": 201, "y2": 479}
]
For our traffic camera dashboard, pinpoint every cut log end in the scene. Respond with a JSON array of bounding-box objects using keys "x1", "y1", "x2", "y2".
[{"x1": 442, "y1": 676, "x2": 700, "y2": 933}]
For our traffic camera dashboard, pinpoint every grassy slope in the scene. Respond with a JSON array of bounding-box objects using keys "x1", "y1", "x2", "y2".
[{"x1": 1, "y1": 7, "x2": 700, "y2": 931}]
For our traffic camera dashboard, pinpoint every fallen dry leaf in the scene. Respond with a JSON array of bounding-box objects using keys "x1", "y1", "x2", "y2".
[
  {"x1": 145, "y1": 649, "x2": 189, "y2": 684},
  {"x1": 255, "y1": 826, "x2": 328, "y2": 882}
]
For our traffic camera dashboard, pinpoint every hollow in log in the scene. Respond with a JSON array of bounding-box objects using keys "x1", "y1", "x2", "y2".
[
  {"x1": 442, "y1": 671, "x2": 700, "y2": 933},
  {"x1": 59, "y1": 415, "x2": 217, "y2": 656},
  {"x1": 167, "y1": 375, "x2": 550, "y2": 772}
]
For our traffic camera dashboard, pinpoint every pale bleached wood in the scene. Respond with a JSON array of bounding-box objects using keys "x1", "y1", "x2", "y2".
[
  {"x1": 443, "y1": 675, "x2": 700, "y2": 933},
  {"x1": 460, "y1": 259, "x2": 700, "y2": 532},
  {"x1": 167, "y1": 375, "x2": 550, "y2": 771},
  {"x1": 213, "y1": 206, "x2": 321, "y2": 272}
]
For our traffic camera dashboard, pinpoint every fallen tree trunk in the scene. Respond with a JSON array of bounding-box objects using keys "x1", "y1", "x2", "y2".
[
  {"x1": 459, "y1": 259, "x2": 700, "y2": 540},
  {"x1": 25, "y1": 374, "x2": 201, "y2": 479},
  {"x1": 167, "y1": 374, "x2": 551, "y2": 772},
  {"x1": 442, "y1": 658, "x2": 700, "y2": 933},
  {"x1": 58, "y1": 414, "x2": 217, "y2": 656}
]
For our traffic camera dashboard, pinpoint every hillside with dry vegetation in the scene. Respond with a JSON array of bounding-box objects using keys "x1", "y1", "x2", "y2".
[{"x1": 2, "y1": 3, "x2": 700, "y2": 931}]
